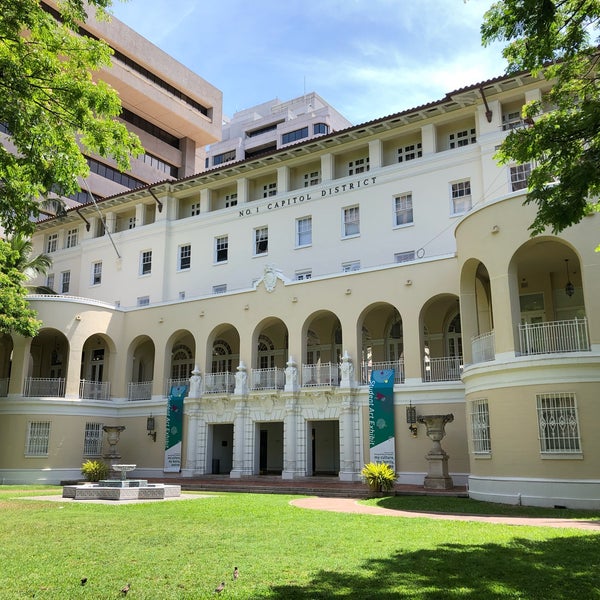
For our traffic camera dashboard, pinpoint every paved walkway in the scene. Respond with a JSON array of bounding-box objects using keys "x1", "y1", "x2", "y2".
[{"x1": 290, "y1": 497, "x2": 600, "y2": 531}]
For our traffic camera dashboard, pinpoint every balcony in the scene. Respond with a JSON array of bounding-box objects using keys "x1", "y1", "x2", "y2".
[
  {"x1": 23, "y1": 377, "x2": 65, "y2": 397},
  {"x1": 423, "y1": 356, "x2": 463, "y2": 382},
  {"x1": 79, "y1": 379, "x2": 111, "y2": 400},
  {"x1": 518, "y1": 318, "x2": 590, "y2": 356},
  {"x1": 359, "y1": 360, "x2": 405, "y2": 385},
  {"x1": 204, "y1": 372, "x2": 235, "y2": 394},
  {"x1": 250, "y1": 367, "x2": 285, "y2": 391},
  {"x1": 301, "y1": 362, "x2": 340, "y2": 387},
  {"x1": 127, "y1": 380, "x2": 153, "y2": 401},
  {"x1": 165, "y1": 378, "x2": 190, "y2": 397},
  {"x1": 472, "y1": 331, "x2": 496, "y2": 364}
]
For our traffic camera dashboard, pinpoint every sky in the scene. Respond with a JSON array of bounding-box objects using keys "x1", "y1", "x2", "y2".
[{"x1": 110, "y1": 0, "x2": 508, "y2": 125}]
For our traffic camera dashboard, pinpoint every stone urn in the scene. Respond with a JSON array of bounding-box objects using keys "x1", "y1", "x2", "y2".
[
  {"x1": 417, "y1": 414, "x2": 454, "y2": 489},
  {"x1": 103, "y1": 425, "x2": 126, "y2": 459}
]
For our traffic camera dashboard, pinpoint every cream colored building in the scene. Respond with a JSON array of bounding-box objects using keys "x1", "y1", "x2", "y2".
[{"x1": 1, "y1": 68, "x2": 599, "y2": 509}]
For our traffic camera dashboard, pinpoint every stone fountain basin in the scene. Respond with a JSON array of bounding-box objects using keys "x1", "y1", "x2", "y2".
[{"x1": 62, "y1": 483, "x2": 181, "y2": 501}]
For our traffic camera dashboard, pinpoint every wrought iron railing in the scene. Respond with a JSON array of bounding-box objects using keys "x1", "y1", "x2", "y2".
[
  {"x1": 249, "y1": 367, "x2": 285, "y2": 391},
  {"x1": 472, "y1": 330, "x2": 495, "y2": 363},
  {"x1": 518, "y1": 317, "x2": 590, "y2": 356},
  {"x1": 127, "y1": 380, "x2": 153, "y2": 401},
  {"x1": 359, "y1": 360, "x2": 405, "y2": 385},
  {"x1": 301, "y1": 362, "x2": 340, "y2": 387},
  {"x1": 165, "y1": 378, "x2": 190, "y2": 396},
  {"x1": 23, "y1": 377, "x2": 66, "y2": 397},
  {"x1": 204, "y1": 372, "x2": 235, "y2": 394},
  {"x1": 79, "y1": 379, "x2": 111, "y2": 400},
  {"x1": 423, "y1": 356, "x2": 463, "y2": 382}
]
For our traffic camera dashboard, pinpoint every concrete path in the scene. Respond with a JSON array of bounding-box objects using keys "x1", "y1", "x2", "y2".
[{"x1": 290, "y1": 497, "x2": 600, "y2": 531}]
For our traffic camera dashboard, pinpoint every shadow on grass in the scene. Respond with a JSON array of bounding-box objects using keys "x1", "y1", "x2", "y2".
[{"x1": 269, "y1": 535, "x2": 600, "y2": 599}]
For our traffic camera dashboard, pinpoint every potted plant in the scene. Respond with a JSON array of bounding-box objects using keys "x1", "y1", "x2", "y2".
[
  {"x1": 361, "y1": 462, "x2": 397, "y2": 495},
  {"x1": 81, "y1": 460, "x2": 110, "y2": 482}
]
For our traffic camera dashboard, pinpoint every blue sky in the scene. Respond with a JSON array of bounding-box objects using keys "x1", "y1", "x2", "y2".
[{"x1": 111, "y1": 0, "x2": 507, "y2": 125}]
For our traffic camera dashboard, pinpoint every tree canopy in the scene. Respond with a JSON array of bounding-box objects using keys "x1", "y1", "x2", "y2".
[
  {"x1": 0, "y1": 0, "x2": 143, "y2": 236},
  {"x1": 481, "y1": 0, "x2": 600, "y2": 237}
]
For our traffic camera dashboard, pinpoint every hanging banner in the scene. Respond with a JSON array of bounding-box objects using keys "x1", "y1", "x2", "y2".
[
  {"x1": 368, "y1": 369, "x2": 396, "y2": 471},
  {"x1": 164, "y1": 385, "x2": 187, "y2": 472}
]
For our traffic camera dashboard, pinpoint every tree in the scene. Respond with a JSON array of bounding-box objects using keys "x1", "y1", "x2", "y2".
[
  {"x1": 0, "y1": 0, "x2": 143, "y2": 236},
  {"x1": 481, "y1": 0, "x2": 600, "y2": 237}
]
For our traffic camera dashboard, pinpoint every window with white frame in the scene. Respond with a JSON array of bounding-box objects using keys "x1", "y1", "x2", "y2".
[
  {"x1": 137, "y1": 296, "x2": 150, "y2": 306},
  {"x1": 178, "y1": 244, "x2": 191, "y2": 270},
  {"x1": 127, "y1": 216, "x2": 136, "y2": 229},
  {"x1": 65, "y1": 228, "x2": 79, "y2": 249},
  {"x1": 254, "y1": 227, "x2": 268, "y2": 255},
  {"x1": 295, "y1": 269, "x2": 312, "y2": 281},
  {"x1": 502, "y1": 111, "x2": 522, "y2": 131},
  {"x1": 470, "y1": 399, "x2": 491, "y2": 454},
  {"x1": 213, "y1": 284, "x2": 227, "y2": 294},
  {"x1": 510, "y1": 163, "x2": 531, "y2": 191},
  {"x1": 140, "y1": 250, "x2": 152, "y2": 275},
  {"x1": 303, "y1": 171, "x2": 320, "y2": 187},
  {"x1": 449, "y1": 128, "x2": 476, "y2": 149},
  {"x1": 60, "y1": 271, "x2": 70, "y2": 294},
  {"x1": 537, "y1": 392, "x2": 581, "y2": 453},
  {"x1": 342, "y1": 260, "x2": 360, "y2": 272},
  {"x1": 91, "y1": 261, "x2": 102, "y2": 286},
  {"x1": 262, "y1": 182, "x2": 277, "y2": 198},
  {"x1": 46, "y1": 273, "x2": 55, "y2": 290},
  {"x1": 191, "y1": 202, "x2": 201, "y2": 216},
  {"x1": 296, "y1": 216, "x2": 312, "y2": 247},
  {"x1": 215, "y1": 236, "x2": 228, "y2": 263},
  {"x1": 343, "y1": 205, "x2": 360, "y2": 237},
  {"x1": 394, "y1": 193, "x2": 413, "y2": 226},
  {"x1": 450, "y1": 179, "x2": 472, "y2": 215},
  {"x1": 397, "y1": 143, "x2": 422, "y2": 162},
  {"x1": 225, "y1": 193, "x2": 237, "y2": 207},
  {"x1": 46, "y1": 233, "x2": 58, "y2": 253},
  {"x1": 83, "y1": 422, "x2": 103, "y2": 456},
  {"x1": 26, "y1": 421, "x2": 50, "y2": 456},
  {"x1": 395, "y1": 251, "x2": 415, "y2": 263},
  {"x1": 348, "y1": 157, "x2": 369, "y2": 175}
]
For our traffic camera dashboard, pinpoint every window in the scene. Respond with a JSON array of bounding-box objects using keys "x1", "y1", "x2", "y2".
[
  {"x1": 191, "y1": 202, "x2": 201, "y2": 216},
  {"x1": 91, "y1": 261, "x2": 102, "y2": 285},
  {"x1": 60, "y1": 271, "x2": 70, "y2": 294},
  {"x1": 215, "y1": 236, "x2": 228, "y2": 263},
  {"x1": 296, "y1": 217, "x2": 312, "y2": 247},
  {"x1": 262, "y1": 182, "x2": 277, "y2": 198},
  {"x1": 295, "y1": 270, "x2": 312, "y2": 281},
  {"x1": 502, "y1": 111, "x2": 523, "y2": 131},
  {"x1": 397, "y1": 143, "x2": 422, "y2": 162},
  {"x1": 395, "y1": 251, "x2": 415, "y2": 263},
  {"x1": 213, "y1": 149, "x2": 236, "y2": 166},
  {"x1": 83, "y1": 422, "x2": 103, "y2": 456},
  {"x1": 26, "y1": 421, "x2": 50, "y2": 456},
  {"x1": 449, "y1": 128, "x2": 476, "y2": 148},
  {"x1": 510, "y1": 163, "x2": 531, "y2": 191},
  {"x1": 537, "y1": 392, "x2": 581, "y2": 453},
  {"x1": 137, "y1": 296, "x2": 150, "y2": 306},
  {"x1": 254, "y1": 227, "x2": 268, "y2": 255},
  {"x1": 343, "y1": 206, "x2": 360, "y2": 237},
  {"x1": 140, "y1": 251, "x2": 152, "y2": 275},
  {"x1": 348, "y1": 157, "x2": 369, "y2": 175},
  {"x1": 213, "y1": 284, "x2": 227, "y2": 294},
  {"x1": 282, "y1": 127, "x2": 308, "y2": 144},
  {"x1": 65, "y1": 228, "x2": 79, "y2": 249},
  {"x1": 225, "y1": 193, "x2": 237, "y2": 207},
  {"x1": 128, "y1": 216, "x2": 136, "y2": 230},
  {"x1": 450, "y1": 179, "x2": 472, "y2": 215},
  {"x1": 46, "y1": 273, "x2": 55, "y2": 290},
  {"x1": 394, "y1": 193, "x2": 413, "y2": 226},
  {"x1": 470, "y1": 399, "x2": 491, "y2": 454},
  {"x1": 46, "y1": 233, "x2": 58, "y2": 253},
  {"x1": 178, "y1": 244, "x2": 191, "y2": 270},
  {"x1": 303, "y1": 171, "x2": 320, "y2": 187},
  {"x1": 179, "y1": 291, "x2": 186, "y2": 300},
  {"x1": 313, "y1": 123, "x2": 329, "y2": 135},
  {"x1": 342, "y1": 260, "x2": 360, "y2": 272}
]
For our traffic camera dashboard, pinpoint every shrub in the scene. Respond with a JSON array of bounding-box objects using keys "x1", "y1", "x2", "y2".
[
  {"x1": 81, "y1": 460, "x2": 110, "y2": 482},
  {"x1": 361, "y1": 462, "x2": 397, "y2": 493}
]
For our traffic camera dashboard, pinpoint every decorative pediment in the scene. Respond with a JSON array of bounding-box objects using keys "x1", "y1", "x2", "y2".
[{"x1": 254, "y1": 265, "x2": 288, "y2": 293}]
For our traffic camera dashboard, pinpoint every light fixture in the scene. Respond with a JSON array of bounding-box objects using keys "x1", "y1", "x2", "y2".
[
  {"x1": 406, "y1": 401, "x2": 418, "y2": 437},
  {"x1": 147, "y1": 415, "x2": 156, "y2": 442},
  {"x1": 565, "y1": 259, "x2": 575, "y2": 297}
]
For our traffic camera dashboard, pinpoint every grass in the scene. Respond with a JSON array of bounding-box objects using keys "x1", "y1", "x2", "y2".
[{"x1": 0, "y1": 486, "x2": 599, "y2": 599}]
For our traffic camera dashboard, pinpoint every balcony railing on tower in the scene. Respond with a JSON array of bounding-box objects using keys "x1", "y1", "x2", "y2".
[
  {"x1": 423, "y1": 356, "x2": 463, "y2": 382},
  {"x1": 360, "y1": 360, "x2": 405, "y2": 385},
  {"x1": 23, "y1": 377, "x2": 65, "y2": 397},
  {"x1": 518, "y1": 317, "x2": 590, "y2": 356},
  {"x1": 472, "y1": 330, "x2": 496, "y2": 364}
]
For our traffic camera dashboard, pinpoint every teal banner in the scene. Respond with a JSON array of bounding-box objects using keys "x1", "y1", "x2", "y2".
[
  {"x1": 163, "y1": 385, "x2": 187, "y2": 472},
  {"x1": 368, "y1": 369, "x2": 396, "y2": 470}
]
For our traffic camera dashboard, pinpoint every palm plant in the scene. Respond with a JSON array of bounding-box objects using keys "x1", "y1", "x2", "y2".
[{"x1": 5, "y1": 233, "x2": 53, "y2": 292}]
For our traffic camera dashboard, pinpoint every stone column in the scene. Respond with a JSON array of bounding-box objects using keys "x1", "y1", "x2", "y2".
[
  {"x1": 338, "y1": 394, "x2": 360, "y2": 481},
  {"x1": 282, "y1": 396, "x2": 301, "y2": 480},
  {"x1": 230, "y1": 398, "x2": 251, "y2": 478}
]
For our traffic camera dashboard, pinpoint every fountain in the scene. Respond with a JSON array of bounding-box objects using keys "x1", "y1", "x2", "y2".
[{"x1": 417, "y1": 414, "x2": 455, "y2": 490}]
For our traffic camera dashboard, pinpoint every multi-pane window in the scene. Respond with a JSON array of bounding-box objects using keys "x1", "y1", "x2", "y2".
[
  {"x1": 140, "y1": 250, "x2": 152, "y2": 275},
  {"x1": 191, "y1": 202, "x2": 201, "y2": 216},
  {"x1": 348, "y1": 157, "x2": 369, "y2": 175},
  {"x1": 26, "y1": 421, "x2": 50, "y2": 456},
  {"x1": 450, "y1": 179, "x2": 472, "y2": 215},
  {"x1": 215, "y1": 236, "x2": 229, "y2": 263},
  {"x1": 213, "y1": 284, "x2": 227, "y2": 294},
  {"x1": 262, "y1": 182, "x2": 277, "y2": 198},
  {"x1": 282, "y1": 127, "x2": 309, "y2": 144},
  {"x1": 342, "y1": 260, "x2": 360, "y2": 272},
  {"x1": 83, "y1": 422, "x2": 103, "y2": 456},
  {"x1": 502, "y1": 111, "x2": 522, "y2": 131},
  {"x1": 343, "y1": 206, "x2": 360, "y2": 237},
  {"x1": 397, "y1": 143, "x2": 422, "y2": 163},
  {"x1": 254, "y1": 227, "x2": 268, "y2": 255},
  {"x1": 225, "y1": 193, "x2": 238, "y2": 207},
  {"x1": 537, "y1": 392, "x2": 581, "y2": 453},
  {"x1": 91, "y1": 261, "x2": 102, "y2": 285},
  {"x1": 46, "y1": 233, "x2": 58, "y2": 253},
  {"x1": 213, "y1": 150, "x2": 236, "y2": 166},
  {"x1": 46, "y1": 273, "x2": 55, "y2": 290},
  {"x1": 128, "y1": 216, "x2": 136, "y2": 230},
  {"x1": 510, "y1": 163, "x2": 531, "y2": 192},
  {"x1": 303, "y1": 171, "x2": 320, "y2": 187},
  {"x1": 137, "y1": 296, "x2": 150, "y2": 306},
  {"x1": 295, "y1": 270, "x2": 312, "y2": 281},
  {"x1": 178, "y1": 244, "x2": 191, "y2": 270},
  {"x1": 394, "y1": 193, "x2": 413, "y2": 226},
  {"x1": 395, "y1": 251, "x2": 415, "y2": 263},
  {"x1": 60, "y1": 271, "x2": 70, "y2": 294},
  {"x1": 470, "y1": 399, "x2": 491, "y2": 454},
  {"x1": 65, "y1": 228, "x2": 79, "y2": 249},
  {"x1": 296, "y1": 217, "x2": 312, "y2": 247},
  {"x1": 313, "y1": 123, "x2": 329, "y2": 135},
  {"x1": 449, "y1": 128, "x2": 476, "y2": 148}
]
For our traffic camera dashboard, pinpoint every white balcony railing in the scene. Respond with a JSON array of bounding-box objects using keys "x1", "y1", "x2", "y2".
[
  {"x1": 0, "y1": 378, "x2": 8, "y2": 397},
  {"x1": 301, "y1": 362, "x2": 340, "y2": 387},
  {"x1": 518, "y1": 317, "x2": 590, "y2": 356},
  {"x1": 23, "y1": 377, "x2": 66, "y2": 397},
  {"x1": 165, "y1": 378, "x2": 189, "y2": 397},
  {"x1": 472, "y1": 330, "x2": 496, "y2": 364},
  {"x1": 127, "y1": 380, "x2": 153, "y2": 401},
  {"x1": 79, "y1": 379, "x2": 111, "y2": 400},
  {"x1": 250, "y1": 367, "x2": 285, "y2": 391},
  {"x1": 204, "y1": 372, "x2": 235, "y2": 394},
  {"x1": 423, "y1": 356, "x2": 463, "y2": 382},
  {"x1": 360, "y1": 360, "x2": 405, "y2": 385}
]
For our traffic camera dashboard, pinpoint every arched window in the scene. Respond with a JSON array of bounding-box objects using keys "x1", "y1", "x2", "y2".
[
  {"x1": 171, "y1": 343, "x2": 193, "y2": 380},
  {"x1": 258, "y1": 334, "x2": 275, "y2": 369},
  {"x1": 212, "y1": 339, "x2": 235, "y2": 373}
]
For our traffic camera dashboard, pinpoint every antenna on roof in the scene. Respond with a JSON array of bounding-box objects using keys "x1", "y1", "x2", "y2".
[{"x1": 82, "y1": 179, "x2": 122, "y2": 259}]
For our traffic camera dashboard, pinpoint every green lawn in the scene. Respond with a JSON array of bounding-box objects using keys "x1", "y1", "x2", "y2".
[{"x1": 0, "y1": 486, "x2": 599, "y2": 599}]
